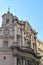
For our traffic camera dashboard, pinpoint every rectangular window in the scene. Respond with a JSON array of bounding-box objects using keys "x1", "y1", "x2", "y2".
[
  {"x1": 3, "y1": 41, "x2": 8, "y2": 47},
  {"x1": 6, "y1": 18, "x2": 9, "y2": 24}
]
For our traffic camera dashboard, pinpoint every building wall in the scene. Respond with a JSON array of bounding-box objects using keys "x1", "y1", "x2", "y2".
[
  {"x1": 37, "y1": 39, "x2": 43, "y2": 65},
  {"x1": 0, "y1": 51, "x2": 13, "y2": 65}
]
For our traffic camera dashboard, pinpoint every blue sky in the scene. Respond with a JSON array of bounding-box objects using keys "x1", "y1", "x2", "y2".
[{"x1": 0, "y1": 0, "x2": 43, "y2": 41}]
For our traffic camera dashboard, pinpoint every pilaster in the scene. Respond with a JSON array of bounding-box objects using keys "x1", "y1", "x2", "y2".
[
  {"x1": 23, "y1": 59, "x2": 25, "y2": 65},
  {"x1": 13, "y1": 20, "x2": 17, "y2": 43},
  {"x1": 31, "y1": 35, "x2": 33, "y2": 49},
  {"x1": 21, "y1": 25, "x2": 25, "y2": 47}
]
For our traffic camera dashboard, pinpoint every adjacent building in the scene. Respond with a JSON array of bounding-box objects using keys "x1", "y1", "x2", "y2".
[
  {"x1": 0, "y1": 9, "x2": 41, "y2": 65},
  {"x1": 37, "y1": 39, "x2": 43, "y2": 65}
]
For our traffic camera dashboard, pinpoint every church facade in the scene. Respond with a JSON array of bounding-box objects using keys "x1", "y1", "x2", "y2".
[{"x1": 0, "y1": 10, "x2": 41, "y2": 65}]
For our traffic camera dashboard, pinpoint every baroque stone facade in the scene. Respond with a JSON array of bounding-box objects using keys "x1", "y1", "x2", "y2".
[{"x1": 0, "y1": 10, "x2": 41, "y2": 65}]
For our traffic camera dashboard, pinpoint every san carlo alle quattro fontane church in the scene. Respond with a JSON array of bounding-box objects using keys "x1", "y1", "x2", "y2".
[{"x1": 0, "y1": 8, "x2": 42, "y2": 65}]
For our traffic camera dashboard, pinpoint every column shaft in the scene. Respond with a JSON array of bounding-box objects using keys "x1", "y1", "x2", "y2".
[
  {"x1": 14, "y1": 21, "x2": 17, "y2": 42},
  {"x1": 21, "y1": 26, "x2": 24, "y2": 46}
]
